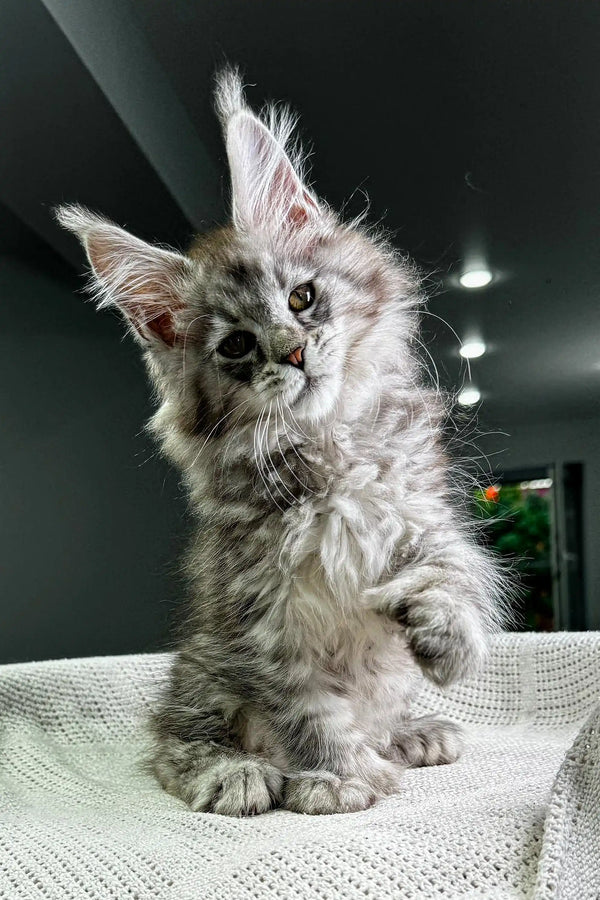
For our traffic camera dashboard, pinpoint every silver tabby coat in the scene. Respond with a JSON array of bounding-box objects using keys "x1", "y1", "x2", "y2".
[{"x1": 58, "y1": 70, "x2": 506, "y2": 816}]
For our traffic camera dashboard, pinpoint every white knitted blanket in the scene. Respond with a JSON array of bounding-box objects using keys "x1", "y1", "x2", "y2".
[{"x1": 0, "y1": 633, "x2": 598, "y2": 899}]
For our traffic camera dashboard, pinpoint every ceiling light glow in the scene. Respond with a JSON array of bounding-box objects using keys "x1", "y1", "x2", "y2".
[
  {"x1": 457, "y1": 387, "x2": 481, "y2": 406},
  {"x1": 459, "y1": 340, "x2": 486, "y2": 359},
  {"x1": 459, "y1": 269, "x2": 493, "y2": 289},
  {"x1": 520, "y1": 478, "x2": 553, "y2": 491}
]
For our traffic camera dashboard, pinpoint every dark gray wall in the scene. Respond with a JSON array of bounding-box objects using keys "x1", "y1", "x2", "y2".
[{"x1": 0, "y1": 257, "x2": 187, "y2": 662}]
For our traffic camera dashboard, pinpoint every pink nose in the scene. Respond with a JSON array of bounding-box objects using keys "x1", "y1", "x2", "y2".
[{"x1": 286, "y1": 346, "x2": 304, "y2": 367}]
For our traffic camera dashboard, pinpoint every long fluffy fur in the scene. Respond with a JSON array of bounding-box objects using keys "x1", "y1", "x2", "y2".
[{"x1": 57, "y1": 68, "x2": 509, "y2": 817}]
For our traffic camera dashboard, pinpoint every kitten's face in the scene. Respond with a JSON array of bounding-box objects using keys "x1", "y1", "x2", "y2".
[{"x1": 182, "y1": 232, "x2": 349, "y2": 427}]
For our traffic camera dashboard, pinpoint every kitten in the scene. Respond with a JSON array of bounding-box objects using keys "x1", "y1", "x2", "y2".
[{"x1": 57, "y1": 68, "x2": 505, "y2": 816}]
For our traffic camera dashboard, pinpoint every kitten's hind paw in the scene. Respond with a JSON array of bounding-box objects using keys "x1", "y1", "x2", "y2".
[
  {"x1": 386, "y1": 715, "x2": 464, "y2": 767},
  {"x1": 283, "y1": 773, "x2": 377, "y2": 815}
]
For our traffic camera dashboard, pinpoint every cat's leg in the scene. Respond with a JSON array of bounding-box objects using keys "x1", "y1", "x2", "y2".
[
  {"x1": 151, "y1": 657, "x2": 283, "y2": 817},
  {"x1": 367, "y1": 532, "x2": 506, "y2": 686},
  {"x1": 272, "y1": 694, "x2": 405, "y2": 815},
  {"x1": 383, "y1": 715, "x2": 464, "y2": 767}
]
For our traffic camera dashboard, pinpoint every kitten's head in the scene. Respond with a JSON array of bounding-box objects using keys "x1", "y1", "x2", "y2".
[{"x1": 57, "y1": 69, "x2": 420, "y2": 467}]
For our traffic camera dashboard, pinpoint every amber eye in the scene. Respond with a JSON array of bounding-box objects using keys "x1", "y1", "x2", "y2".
[
  {"x1": 288, "y1": 282, "x2": 315, "y2": 312},
  {"x1": 217, "y1": 330, "x2": 257, "y2": 359}
]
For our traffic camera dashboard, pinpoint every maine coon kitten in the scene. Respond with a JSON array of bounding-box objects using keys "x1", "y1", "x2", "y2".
[{"x1": 57, "y1": 69, "x2": 505, "y2": 816}]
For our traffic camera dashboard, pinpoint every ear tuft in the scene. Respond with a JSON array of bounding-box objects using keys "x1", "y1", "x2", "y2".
[
  {"x1": 56, "y1": 204, "x2": 192, "y2": 346},
  {"x1": 214, "y1": 68, "x2": 322, "y2": 234},
  {"x1": 214, "y1": 66, "x2": 246, "y2": 125},
  {"x1": 55, "y1": 203, "x2": 107, "y2": 242}
]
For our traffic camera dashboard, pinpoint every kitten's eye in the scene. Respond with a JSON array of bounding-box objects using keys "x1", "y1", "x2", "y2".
[
  {"x1": 217, "y1": 330, "x2": 257, "y2": 359},
  {"x1": 289, "y1": 282, "x2": 315, "y2": 312}
]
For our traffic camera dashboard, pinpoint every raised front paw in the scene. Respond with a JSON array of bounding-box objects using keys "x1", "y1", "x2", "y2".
[{"x1": 395, "y1": 591, "x2": 487, "y2": 685}]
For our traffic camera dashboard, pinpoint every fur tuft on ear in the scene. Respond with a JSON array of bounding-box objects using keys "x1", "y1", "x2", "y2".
[
  {"x1": 56, "y1": 205, "x2": 192, "y2": 346},
  {"x1": 213, "y1": 65, "x2": 246, "y2": 124},
  {"x1": 214, "y1": 68, "x2": 322, "y2": 234}
]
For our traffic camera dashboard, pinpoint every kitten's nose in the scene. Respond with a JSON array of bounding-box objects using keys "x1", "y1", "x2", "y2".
[{"x1": 283, "y1": 346, "x2": 304, "y2": 369}]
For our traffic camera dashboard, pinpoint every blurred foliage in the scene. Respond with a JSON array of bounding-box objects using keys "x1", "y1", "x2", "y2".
[{"x1": 474, "y1": 484, "x2": 554, "y2": 631}]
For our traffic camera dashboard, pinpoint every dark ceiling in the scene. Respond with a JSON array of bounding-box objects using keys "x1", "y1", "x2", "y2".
[{"x1": 2, "y1": 0, "x2": 599, "y2": 427}]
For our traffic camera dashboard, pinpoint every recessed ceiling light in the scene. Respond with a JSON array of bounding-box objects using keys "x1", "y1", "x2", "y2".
[
  {"x1": 457, "y1": 387, "x2": 481, "y2": 406},
  {"x1": 459, "y1": 269, "x2": 493, "y2": 289},
  {"x1": 459, "y1": 340, "x2": 486, "y2": 359},
  {"x1": 520, "y1": 478, "x2": 553, "y2": 491}
]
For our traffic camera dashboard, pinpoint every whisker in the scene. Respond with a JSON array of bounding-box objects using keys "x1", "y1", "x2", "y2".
[
  {"x1": 281, "y1": 400, "x2": 324, "y2": 479},
  {"x1": 282, "y1": 398, "x2": 314, "y2": 443},
  {"x1": 253, "y1": 404, "x2": 285, "y2": 513},
  {"x1": 262, "y1": 402, "x2": 297, "y2": 505},
  {"x1": 274, "y1": 399, "x2": 314, "y2": 495}
]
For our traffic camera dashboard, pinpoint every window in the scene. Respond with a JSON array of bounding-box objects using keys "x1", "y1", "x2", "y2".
[{"x1": 474, "y1": 464, "x2": 584, "y2": 630}]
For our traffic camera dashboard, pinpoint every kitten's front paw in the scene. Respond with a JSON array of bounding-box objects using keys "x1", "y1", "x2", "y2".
[
  {"x1": 283, "y1": 773, "x2": 377, "y2": 815},
  {"x1": 183, "y1": 758, "x2": 283, "y2": 816},
  {"x1": 396, "y1": 592, "x2": 487, "y2": 685}
]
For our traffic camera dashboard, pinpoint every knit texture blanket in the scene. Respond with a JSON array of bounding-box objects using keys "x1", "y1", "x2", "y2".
[{"x1": 0, "y1": 633, "x2": 598, "y2": 899}]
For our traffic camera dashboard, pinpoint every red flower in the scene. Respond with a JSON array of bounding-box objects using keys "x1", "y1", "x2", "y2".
[{"x1": 484, "y1": 485, "x2": 500, "y2": 502}]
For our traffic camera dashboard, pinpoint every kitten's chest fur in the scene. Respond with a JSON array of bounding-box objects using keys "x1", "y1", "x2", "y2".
[
  {"x1": 205, "y1": 413, "x2": 423, "y2": 661},
  {"x1": 264, "y1": 426, "x2": 418, "y2": 677},
  {"x1": 279, "y1": 424, "x2": 415, "y2": 601}
]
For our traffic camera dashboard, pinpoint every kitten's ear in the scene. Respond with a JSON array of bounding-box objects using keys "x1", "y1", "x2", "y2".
[
  {"x1": 55, "y1": 205, "x2": 192, "y2": 346},
  {"x1": 215, "y1": 69, "x2": 322, "y2": 233}
]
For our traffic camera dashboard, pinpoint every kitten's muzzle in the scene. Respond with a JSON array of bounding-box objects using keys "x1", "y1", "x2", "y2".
[{"x1": 282, "y1": 346, "x2": 305, "y2": 370}]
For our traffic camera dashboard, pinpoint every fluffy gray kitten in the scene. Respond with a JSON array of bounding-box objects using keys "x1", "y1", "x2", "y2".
[{"x1": 57, "y1": 69, "x2": 505, "y2": 816}]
